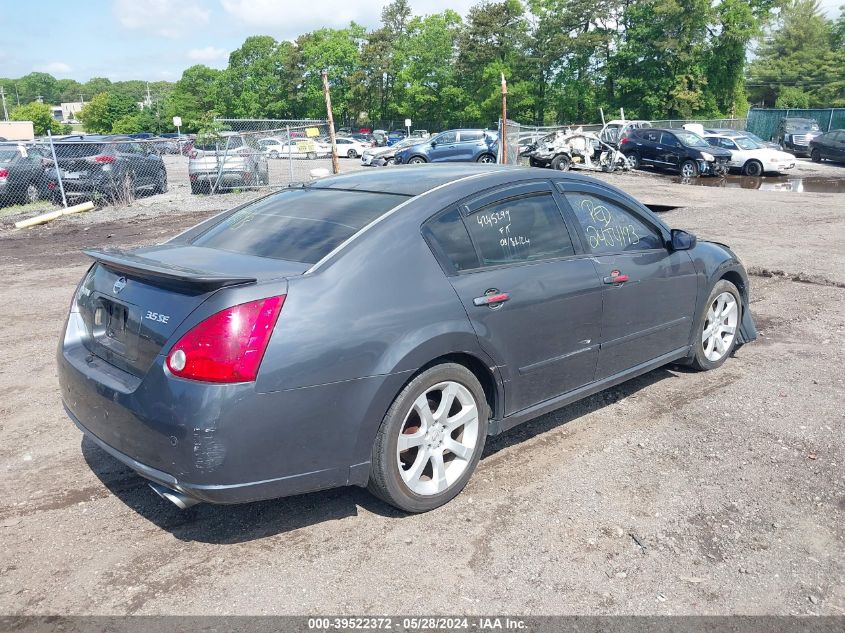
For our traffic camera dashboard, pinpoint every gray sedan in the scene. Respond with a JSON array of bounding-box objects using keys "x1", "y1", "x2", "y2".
[{"x1": 58, "y1": 165, "x2": 756, "y2": 513}]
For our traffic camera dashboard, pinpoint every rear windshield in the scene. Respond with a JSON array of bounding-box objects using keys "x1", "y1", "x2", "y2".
[
  {"x1": 0, "y1": 150, "x2": 18, "y2": 162},
  {"x1": 53, "y1": 143, "x2": 109, "y2": 158},
  {"x1": 192, "y1": 188, "x2": 409, "y2": 263}
]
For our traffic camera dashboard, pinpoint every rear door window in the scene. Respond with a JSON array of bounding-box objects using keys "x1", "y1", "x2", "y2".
[
  {"x1": 465, "y1": 193, "x2": 575, "y2": 267},
  {"x1": 458, "y1": 131, "x2": 483, "y2": 142},
  {"x1": 191, "y1": 188, "x2": 408, "y2": 264},
  {"x1": 563, "y1": 192, "x2": 664, "y2": 254}
]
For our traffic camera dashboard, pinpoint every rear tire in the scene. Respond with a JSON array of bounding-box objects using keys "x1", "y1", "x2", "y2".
[
  {"x1": 688, "y1": 280, "x2": 741, "y2": 371},
  {"x1": 368, "y1": 363, "x2": 488, "y2": 513},
  {"x1": 550, "y1": 154, "x2": 572, "y2": 171},
  {"x1": 408, "y1": 156, "x2": 426, "y2": 164},
  {"x1": 22, "y1": 182, "x2": 40, "y2": 204},
  {"x1": 347, "y1": 149, "x2": 357, "y2": 158},
  {"x1": 626, "y1": 152, "x2": 641, "y2": 170}
]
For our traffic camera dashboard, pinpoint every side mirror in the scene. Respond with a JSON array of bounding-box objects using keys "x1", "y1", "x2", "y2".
[
  {"x1": 430, "y1": 140, "x2": 437, "y2": 147},
  {"x1": 670, "y1": 229, "x2": 697, "y2": 251}
]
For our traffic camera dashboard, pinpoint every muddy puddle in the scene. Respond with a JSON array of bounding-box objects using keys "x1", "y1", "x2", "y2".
[{"x1": 672, "y1": 174, "x2": 845, "y2": 193}]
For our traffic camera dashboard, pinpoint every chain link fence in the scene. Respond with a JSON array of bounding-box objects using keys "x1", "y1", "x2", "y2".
[{"x1": 1, "y1": 118, "x2": 360, "y2": 220}]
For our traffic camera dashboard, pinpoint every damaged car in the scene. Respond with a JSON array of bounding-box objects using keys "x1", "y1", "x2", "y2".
[
  {"x1": 523, "y1": 127, "x2": 632, "y2": 172},
  {"x1": 621, "y1": 128, "x2": 730, "y2": 177},
  {"x1": 704, "y1": 133, "x2": 796, "y2": 176}
]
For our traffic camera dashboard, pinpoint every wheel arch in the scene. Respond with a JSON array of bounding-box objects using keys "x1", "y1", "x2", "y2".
[{"x1": 347, "y1": 348, "x2": 504, "y2": 486}]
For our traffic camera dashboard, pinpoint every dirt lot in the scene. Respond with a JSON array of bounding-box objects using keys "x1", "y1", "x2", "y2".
[{"x1": 0, "y1": 159, "x2": 843, "y2": 616}]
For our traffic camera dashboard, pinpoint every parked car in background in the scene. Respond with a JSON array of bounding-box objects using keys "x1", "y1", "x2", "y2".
[
  {"x1": 394, "y1": 129, "x2": 498, "y2": 164},
  {"x1": 258, "y1": 137, "x2": 288, "y2": 159},
  {"x1": 361, "y1": 137, "x2": 421, "y2": 166},
  {"x1": 385, "y1": 130, "x2": 408, "y2": 146},
  {"x1": 772, "y1": 118, "x2": 822, "y2": 156},
  {"x1": 809, "y1": 129, "x2": 845, "y2": 163},
  {"x1": 151, "y1": 138, "x2": 180, "y2": 155},
  {"x1": 188, "y1": 132, "x2": 268, "y2": 194},
  {"x1": 351, "y1": 133, "x2": 376, "y2": 146},
  {"x1": 412, "y1": 129, "x2": 430, "y2": 139},
  {"x1": 0, "y1": 142, "x2": 50, "y2": 207},
  {"x1": 705, "y1": 128, "x2": 781, "y2": 151},
  {"x1": 46, "y1": 135, "x2": 168, "y2": 203},
  {"x1": 333, "y1": 136, "x2": 371, "y2": 158},
  {"x1": 704, "y1": 133, "x2": 796, "y2": 176},
  {"x1": 59, "y1": 165, "x2": 756, "y2": 513},
  {"x1": 621, "y1": 128, "x2": 730, "y2": 177}
]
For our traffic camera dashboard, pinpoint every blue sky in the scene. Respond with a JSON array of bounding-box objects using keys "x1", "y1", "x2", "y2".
[{"x1": 1, "y1": 0, "x2": 842, "y2": 82}]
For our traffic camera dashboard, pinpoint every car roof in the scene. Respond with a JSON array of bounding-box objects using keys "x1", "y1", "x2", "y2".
[{"x1": 309, "y1": 164, "x2": 511, "y2": 196}]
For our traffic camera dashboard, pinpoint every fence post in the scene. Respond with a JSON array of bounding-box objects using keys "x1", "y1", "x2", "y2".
[
  {"x1": 212, "y1": 135, "x2": 231, "y2": 195},
  {"x1": 500, "y1": 73, "x2": 508, "y2": 164},
  {"x1": 286, "y1": 125, "x2": 294, "y2": 182},
  {"x1": 47, "y1": 130, "x2": 67, "y2": 209},
  {"x1": 321, "y1": 70, "x2": 340, "y2": 175}
]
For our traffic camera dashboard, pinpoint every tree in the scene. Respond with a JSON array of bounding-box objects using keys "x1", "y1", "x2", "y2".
[
  {"x1": 166, "y1": 65, "x2": 226, "y2": 132},
  {"x1": 79, "y1": 92, "x2": 138, "y2": 133},
  {"x1": 748, "y1": 0, "x2": 845, "y2": 107},
  {"x1": 456, "y1": 0, "x2": 533, "y2": 123},
  {"x1": 9, "y1": 101, "x2": 65, "y2": 135},
  {"x1": 395, "y1": 11, "x2": 465, "y2": 126}
]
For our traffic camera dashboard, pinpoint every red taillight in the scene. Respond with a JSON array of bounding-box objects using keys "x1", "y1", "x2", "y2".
[
  {"x1": 0, "y1": 168, "x2": 8, "y2": 178},
  {"x1": 91, "y1": 154, "x2": 115, "y2": 163},
  {"x1": 620, "y1": 136, "x2": 630, "y2": 146},
  {"x1": 166, "y1": 296, "x2": 285, "y2": 383}
]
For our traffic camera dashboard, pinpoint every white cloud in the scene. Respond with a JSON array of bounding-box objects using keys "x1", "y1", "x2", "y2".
[
  {"x1": 188, "y1": 46, "x2": 228, "y2": 63},
  {"x1": 219, "y1": 0, "x2": 478, "y2": 36},
  {"x1": 36, "y1": 62, "x2": 72, "y2": 74},
  {"x1": 113, "y1": 0, "x2": 210, "y2": 37}
]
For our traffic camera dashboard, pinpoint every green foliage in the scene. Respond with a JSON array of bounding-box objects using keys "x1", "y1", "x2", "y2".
[
  {"x1": 3, "y1": 0, "x2": 818, "y2": 127},
  {"x1": 79, "y1": 92, "x2": 139, "y2": 133},
  {"x1": 748, "y1": 0, "x2": 845, "y2": 107},
  {"x1": 9, "y1": 101, "x2": 65, "y2": 135},
  {"x1": 774, "y1": 86, "x2": 812, "y2": 107}
]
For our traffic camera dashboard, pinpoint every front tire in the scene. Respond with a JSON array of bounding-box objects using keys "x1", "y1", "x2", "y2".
[
  {"x1": 408, "y1": 156, "x2": 427, "y2": 164},
  {"x1": 688, "y1": 280, "x2": 741, "y2": 371},
  {"x1": 680, "y1": 159, "x2": 699, "y2": 178},
  {"x1": 626, "y1": 152, "x2": 641, "y2": 170},
  {"x1": 347, "y1": 149, "x2": 358, "y2": 158},
  {"x1": 368, "y1": 363, "x2": 488, "y2": 513},
  {"x1": 743, "y1": 160, "x2": 763, "y2": 177},
  {"x1": 476, "y1": 153, "x2": 496, "y2": 164},
  {"x1": 811, "y1": 148, "x2": 821, "y2": 163}
]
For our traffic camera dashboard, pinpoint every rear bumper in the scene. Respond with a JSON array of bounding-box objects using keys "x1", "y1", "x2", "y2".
[{"x1": 58, "y1": 329, "x2": 388, "y2": 505}]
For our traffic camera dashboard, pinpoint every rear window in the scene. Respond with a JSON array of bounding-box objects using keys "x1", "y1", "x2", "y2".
[
  {"x1": 0, "y1": 150, "x2": 19, "y2": 162},
  {"x1": 192, "y1": 188, "x2": 409, "y2": 263},
  {"x1": 53, "y1": 143, "x2": 109, "y2": 158}
]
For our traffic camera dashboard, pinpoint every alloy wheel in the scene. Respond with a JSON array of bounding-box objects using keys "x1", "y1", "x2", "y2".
[
  {"x1": 396, "y1": 381, "x2": 480, "y2": 496},
  {"x1": 701, "y1": 292, "x2": 738, "y2": 362},
  {"x1": 681, "y1": 161, "x2": 697, "y2": 178}
]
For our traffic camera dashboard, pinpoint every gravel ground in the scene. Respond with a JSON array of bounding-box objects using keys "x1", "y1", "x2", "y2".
[{"x1": 0, "y1": 158, "x2": 843, "y2": 616}]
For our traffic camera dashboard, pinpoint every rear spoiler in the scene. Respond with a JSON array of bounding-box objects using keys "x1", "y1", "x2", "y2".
[{"x1": 83, "y1": 249, "x2": 256, "y2": 289}]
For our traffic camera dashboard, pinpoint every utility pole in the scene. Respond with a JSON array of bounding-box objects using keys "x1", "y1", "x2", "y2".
[
  {"x1": 322, "y1": 69, "x2": 340, "y2": 175},
  {"x1": 0, "y1": 86, "x2": 8, "y2": 121},
  {"x1": 500, "y1": 73, "x2": 508, "y2": 165}
]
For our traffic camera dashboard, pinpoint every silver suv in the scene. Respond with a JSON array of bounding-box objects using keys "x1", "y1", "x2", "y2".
[{"x1": 188, "y1": 132, "x2": 269, "y2": 194}]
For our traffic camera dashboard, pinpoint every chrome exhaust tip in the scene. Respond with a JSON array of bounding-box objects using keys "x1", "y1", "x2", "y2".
[{"x1": 148, "y1": 482, "x2": 200, "y2": 510}]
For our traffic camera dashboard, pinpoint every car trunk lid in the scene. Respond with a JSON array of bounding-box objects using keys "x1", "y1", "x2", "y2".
[{"x1": 77, "y1": 246, "x2": 308, "y2": 377}]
